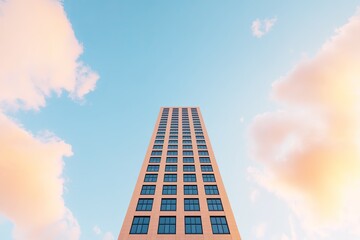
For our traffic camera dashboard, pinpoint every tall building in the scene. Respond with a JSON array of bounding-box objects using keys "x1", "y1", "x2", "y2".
[{"x1": 118, "y1": 107, "x2": 241, "y2": 240}]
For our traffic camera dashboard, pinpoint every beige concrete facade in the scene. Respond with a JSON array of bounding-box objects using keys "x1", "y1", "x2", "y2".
[{"x1": 118, "y1": 107, "x2": 241, "y2": 240}]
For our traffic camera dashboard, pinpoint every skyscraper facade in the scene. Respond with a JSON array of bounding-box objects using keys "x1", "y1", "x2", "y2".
[{"x1": 118, "y1": 107, "x2": 241, "y2": 240}]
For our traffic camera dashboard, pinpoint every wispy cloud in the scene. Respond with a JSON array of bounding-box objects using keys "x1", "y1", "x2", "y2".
[
  {"x1": 248, "y1": 9, "x2": 360, "y2": 238},
  {"x1": 251, "y1": 17, "x2": 277, "y2": 38},
  {"x1": 0, "y1": 0, "x2": 99, "y2": 239}
]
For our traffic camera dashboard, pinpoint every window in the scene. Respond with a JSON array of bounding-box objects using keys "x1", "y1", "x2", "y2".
[
  {"x1": 130, "y1": 216, "x2": 150, "y2": 234},
  {"x1": 157, "y1": 131, "x2": 165, "y2": 135},
  {"x1": 136, "y1": 199, "x2": 153, "y2": 211},
  {"x1": 183, "y1": 145, "x2": 192, "y2": 149},
  {"x1": 169, "y1": 136, "x2": 178, "y2": 139},
  {"x1": 170, "y1": 131, "x2": 178, "y2": 135},
  {"x1": 198, "y1": 151, "x2": 209, "y2": 156},
  {"x1": 183, "y1": 140, "x2": 192, "y2": 144},
  {"x1": 167, "y1": 151, "x2": 178, "y2": 156},
  {"x1": 203, "y1": 174, "x2": 215, "y2": 182},
  {"x1": 153, "y1": 145, "x2": 163, "y2": 149},
  {"x1": 183, "y1": 131, "x2": 191, "y2": 135},
  {"x1": 155, "y1": 140, "x2": 164, "y2": 144},
  {"x1": 184, "y1": 185, "x2": 198, "y2": 195},
  {"x1": 200, "y1": 157, "x2": 210, "y2": 163},
  {"x1": 183, "y1": 151, "x2": 193, "y2": 156},
  {"x1": 197, "y1": 145, "x2": 207, "y2": 149},
  {"x1": 183, "y1": 165, "x2": 195, "y2": 172},
  {"x1": 164, "y1": 174, "x2": 177, "y2": 182},
  {"x1": 158, "y1": 216, "x2": 176, "y2": 234},
  {"x1": 147, "y1": 165, "x2": 159, "y2": 172},
  {"x1": 166, "y1": 157, "x2": 178, "y2": 163},
  {"x1": 196, "y1": 136, "x2": 204, "y2": 139},
  {"x1": 183, "y1": 136, "x2": 191, "y2": 140},
  {"x1": 185, "y1": 216, "x2": 203, "y2": 234},
  {"x1": 144, "y1": 174, "x2": 158, "y2": 182},
  {"x1": 151, "y1": 151, "x2": 162, "y2": 156},
  {"x1": 205, "y1": 185, "x2": 219, "y2": 195},
  {"x1": 168, "y1": 145, "x2": 178, "y2": 149},
  {"x1": 156, "y1": 136, "x2": 164, "y2": 139},
  {"x1": 183, "y1": 157, "x2": 194, "y2": 163},
  {"x1": 195, "y1": 132, "x2": 203, "y2": 135},
  {"x1": 141, "y1": 185, "x2": 155, "y2": 195},
  {"x1": 201, "y1": 165, "x2": 213, "y2": 172},
  {"x1": 169, "y1": 140, "x2": 178, "y2": 144},
  {"x1": 149, "y1": 157, "x2": 161, "y2": 163},
  {"x1": 196, "y1": 140, "x2": 206, "y2": 144},
  {"x1": 210, "y1": 216, "x2": 230, "y2": 234},
  {"x1": 184, "y1": 198, "x2": 200, "y2": 211},
  {"x1": 207, "y1": 198, "x2": 223, "y2": 211},
  {"x1": 184, "y1": 174, "x2": 196, "y2": 182},
  {"x1": 161, "y1": 198, "x2": 176, "y2": 211},
  {"x1": 162, "y1": 185, "x2": 177, "y2": 195},
  {"x1": 165, "y1": 165, "x2": 177, "y2": 172}
]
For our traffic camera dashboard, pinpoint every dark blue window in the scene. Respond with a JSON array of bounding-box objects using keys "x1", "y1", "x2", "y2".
[
  {"x1": 207, "y1": 198, "x2": 223, "y2": 211},
  {"x1": 158, "y1": 216, "x2": 176, "y2": 234},
  {"x1": 164, "y1": 174, "x2": 177, "y2": 182},
  {"x1": 147, "y1": 165, "x2": 159, "y2": 172},
  {"x1": 183, "y1": 165, "x2": 195, "y2": 172},
  {"x1": 184, "y1": 185, "x2": 198, "y2": 195},
  {"x1": 210, "y1": 216, "x2": 230, "y2": 234},
  {"x1": 161, "y1": 198, "x2": 176, "y2": 211},
  {"x1": 183, "y1": 157, "x2": 194, "y2": 163},
  {"x1": 203, "y1": 174, "x2": 215, "y2": 182},
  {"x1": 185, "y1": 216, "x2": 203, "y2": 234},
  {"x1": 136, "y1": 199, "x2": 153, "y2": 211},
  {"x1": 204, "y1": 185, "x2": 219, "y2": 195},
  {"x1": 141, "y1": 185, "x2": 155, "y2": 195},
  {"x1": 144, "y1": 174, "x2": 158, "y2": 182},
  {"x1": 162, "y1": 185, "x2": 177, "y2": 195},
  {"x1": 184, "y1": 174, "x2": 196, "y2": 182},
  {"x1": 201, "y1": 165, "x2": 213, "y2": 172},
  {"x1": 184, "y1": 198, "x2": 200, "y2": 211},
  {"x1": 130, "y1": 216, "x2": 150, "y2": 234}
]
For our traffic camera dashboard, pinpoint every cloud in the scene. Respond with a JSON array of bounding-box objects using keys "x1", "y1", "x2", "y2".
[
  {"x1": 102, "y1": 232, "x2": 115, "y2": 240},
  {"x1": 0, "y1": 0, "x2": 99, "y2": 111},
  {"x1": 253, "y1": 223, "x2": 267, "y2": 239},
  {"x1": 0, "y1": 113, "x2": 80, "y2": 240},
  {"x1": 250, "y1": 188, "x2": 260, "y2": 203},
  {"x1": 251, "y1": 17, "x2": 277, "y2": 38},
  {"x1": 248, "y1": 9, "x2": 360, "y2": 237},
  {"x1": 93, "y1": 225, "x2": 102, "y2": 235},
  {"x1": 0, "y1": 0, "x2": 99, "y2": 239}
]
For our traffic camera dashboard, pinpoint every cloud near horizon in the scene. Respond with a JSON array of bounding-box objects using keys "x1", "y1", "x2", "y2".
[
  {"x1": 251, "y1": 17, "x2": 277, "y2": 38},
  {"x1": 0, "y1": 0, "x2": 98, "y2": 239},
  {"x1": 248, "y1": 10, "x2": 360, "y2": 237}
]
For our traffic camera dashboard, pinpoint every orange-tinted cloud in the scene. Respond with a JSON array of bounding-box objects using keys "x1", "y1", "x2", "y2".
[
  {"x1": 248, "y1": 10, "x2": 360, "y2": 236},
  {"x1": 0, "y1": 113, "x2": 80, "y2": 240},
  {"x1": 0, "y1": 0, "x2": 99, "y2": 111},
  {"x1": 0, "y1": 0, "x2": 98, "y2": 239}
]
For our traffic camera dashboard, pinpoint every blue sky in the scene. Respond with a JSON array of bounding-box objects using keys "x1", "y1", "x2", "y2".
[{"x1": 1, "y1": 0, "x2": 360, "y2": 239}]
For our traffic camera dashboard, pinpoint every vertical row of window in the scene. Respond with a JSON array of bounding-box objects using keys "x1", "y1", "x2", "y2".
[{"x1": 130, "y1": 216, "x2": 230, "y2": 234}]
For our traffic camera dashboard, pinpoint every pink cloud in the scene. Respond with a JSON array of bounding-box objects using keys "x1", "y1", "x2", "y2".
[
  {"x1": 0, "y1": 0, "x2": 99, "y2": 111},
  {"x1": 0, "y1": 0, "x2": 99, "y2": 239},
  {"x1": 0, "y1": 113, "x2": 80, "y2": 239},
  {"x1": 248, "y1": 10, "x2": 360, "y2": 237}
]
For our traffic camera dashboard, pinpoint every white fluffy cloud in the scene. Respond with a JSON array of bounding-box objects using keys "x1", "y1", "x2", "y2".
[
  {"x1": 248, "y1": 10, "x2": 360, "y2": 238},
  {"x1": 251, "y1": 17, "x2": 277, "y2": 38},
  {"x1": 0, "y1": 0, "x2": 99, "y2": 239}
]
